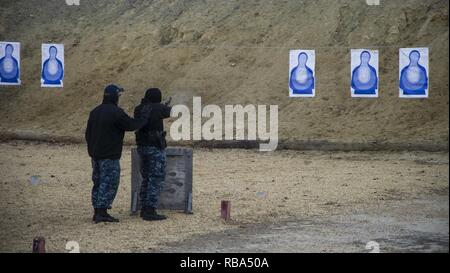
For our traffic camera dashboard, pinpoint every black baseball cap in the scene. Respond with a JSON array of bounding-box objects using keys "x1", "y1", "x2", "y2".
[{"x1": 104, "y1": 84, "x2": 124, "y2": 94}]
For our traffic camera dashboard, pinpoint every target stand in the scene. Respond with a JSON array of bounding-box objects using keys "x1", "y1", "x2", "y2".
[{"x1": 130, "y1": 147, "x2": 193, "y2": 215}]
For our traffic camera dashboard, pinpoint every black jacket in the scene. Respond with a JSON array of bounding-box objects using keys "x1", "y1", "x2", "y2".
[
  {"x1": 134, "y1": 89, "x2": 171, "y2": 148},
  {"x1": 85, "y1": 97, "x2": 148, "y2": 160}
]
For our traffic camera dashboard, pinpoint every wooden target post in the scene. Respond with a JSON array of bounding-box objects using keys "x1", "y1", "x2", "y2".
[
  {"x1": 32, "y1": 237, "x2": 46, "y2": 253},
  {"x1": 221, "y1": 200, "x2": 231, "y2": 221}
]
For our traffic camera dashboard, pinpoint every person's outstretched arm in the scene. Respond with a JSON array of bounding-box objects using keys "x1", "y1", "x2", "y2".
[
  {"x1": 116, "y1": 106, "x2": 151, "y2": 132},
  {"x1": 161, "y1": 104, "x2": 172, "y2": 119}
]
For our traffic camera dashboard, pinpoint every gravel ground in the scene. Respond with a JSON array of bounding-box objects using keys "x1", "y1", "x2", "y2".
[
  {"x1": 158, "y1": 196, "x2": 449, "y2": 253},
  {"x1": 0, "y1": 141, "x2": 448, "y2": 252}
]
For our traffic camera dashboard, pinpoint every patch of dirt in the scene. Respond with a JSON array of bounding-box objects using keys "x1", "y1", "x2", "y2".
[
  {"x1": 0, "y1": 141, "x2": 448, "y2": 252},
  {"x1": 157, "y1": 196, "x2": 449, "y2": 253}
]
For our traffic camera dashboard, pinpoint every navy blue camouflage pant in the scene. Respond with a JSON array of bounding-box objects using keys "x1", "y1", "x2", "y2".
[
  {"x1": 91, "y1": 159, "x2": 120, "y2": 209},
  {"x1": 138, "y1": 146, "x2": 166, "y2": 209}
]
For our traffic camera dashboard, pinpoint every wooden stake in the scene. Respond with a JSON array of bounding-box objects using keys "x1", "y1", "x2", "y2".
[
  {"x1": 221, "y1": 200, "x2": 231, "y2": 221},
  {"x1": 32, "y1": 237, "x2": 46, "y2": 253}
]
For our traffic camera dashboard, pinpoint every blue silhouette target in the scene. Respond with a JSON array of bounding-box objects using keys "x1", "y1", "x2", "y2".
[
  {"x1": 0, "y1": 42, "x2": 21, "y2": 85},
  {"x1": 41, "y1": 44, "x2": 64, "y2": 88},
  {"x1": 351, "y1": 49, "x2": 378, "y2": 97},
  {"x1": 289, "y1": 50, "x2": 315, "y2": 97},
  {"x1": 399, "y1": 48, "x2": 429, "y2": 98}
]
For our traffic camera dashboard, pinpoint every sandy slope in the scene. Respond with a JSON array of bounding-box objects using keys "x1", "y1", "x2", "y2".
[{"x1": 0, "y1": 0, "x2": 448, "y2": 146}]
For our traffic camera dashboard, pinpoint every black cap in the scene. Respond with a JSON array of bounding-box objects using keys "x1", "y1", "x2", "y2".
[{"x1": 104, "y1": 84, "x2": 124, "y2": 94}]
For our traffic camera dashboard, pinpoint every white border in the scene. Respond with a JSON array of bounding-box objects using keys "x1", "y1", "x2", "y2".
[
  {"x1": 350, "y1": 49, "x2": 379, "y2": 98},
  {"x1": 399, "y1": 47, "x2": 429, "y2": 99},
  {"x1": 41, "y1": 43, "x2": 64, "y2": 88},
  {"x1": 289, "y1": 49, "x2": 316, "y2": 98},
  {"x1": 0, "y1": 41, "x2": 21, "y2": 86}
]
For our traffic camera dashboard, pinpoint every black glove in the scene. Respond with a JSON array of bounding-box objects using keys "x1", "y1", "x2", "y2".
[{"x1": 163, "y1": 97, "x2": 172, "y2": 107}]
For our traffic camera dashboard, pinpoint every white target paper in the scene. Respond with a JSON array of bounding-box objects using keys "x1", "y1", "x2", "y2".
[
  {"x1": 399, "y1": 48, "x2": 429, "y2": 98},
  {"x1": 0, "y1": 41, "x2": 21, "y2": 85},
  {"x1": 41, "y1": 44, "x2": 64, "y2": 88},
  {"x1": 351, "y1": 49, "x2": 379, "y2": 98},
  {"x1": 289, "y1": 50, "x2": 316, "y2": 98}
]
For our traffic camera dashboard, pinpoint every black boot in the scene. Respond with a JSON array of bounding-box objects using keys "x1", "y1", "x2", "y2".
[
  {"x1": 142, "y1": 207, "x2": 167, "y2": 221},
  {"x1": 94, "y1": 208, "x2": 120, "y2": 223},
  {"x1": 92, "y1": 208, "x2": 106, "y2": 221},
  {"x1": 140, "y1": 207, "x2": 149, "y2": 218}
]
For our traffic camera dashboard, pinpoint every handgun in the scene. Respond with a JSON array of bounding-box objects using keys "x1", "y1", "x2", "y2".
[{"x1": 163, "y1": 96, "x2": 172, "y2": 107}]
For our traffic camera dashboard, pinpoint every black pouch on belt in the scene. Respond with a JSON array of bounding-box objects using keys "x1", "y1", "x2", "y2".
[{"x1": 155, "y1": 131, "x2": 167, "y2": 149}]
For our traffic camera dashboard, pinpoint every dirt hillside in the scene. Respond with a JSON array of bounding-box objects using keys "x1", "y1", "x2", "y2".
[{"x1": 0, "y1": 0, "x2": 448, "y2": 147}]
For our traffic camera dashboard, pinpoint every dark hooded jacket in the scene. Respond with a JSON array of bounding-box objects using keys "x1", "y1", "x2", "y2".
[
  {"x1": 85, "y1": 93, "x2": 149, "y2": 160},
  {"x1": 134, "y1": 88, "x2": 172, "y2": 148}
]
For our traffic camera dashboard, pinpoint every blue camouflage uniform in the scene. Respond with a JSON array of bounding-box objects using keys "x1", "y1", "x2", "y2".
[
  {"x1": 138, "y1": 146, "x2": 166, "y2": 209},
  {"x1": 91, "y1": 159, "x2": 120, "y2": 209},
  {"x1": 85, "y1": 84, "x2": 150, "y2": 216},
  {"x1": 134, "y1": 88, "x2": 172, "y2": 211}
]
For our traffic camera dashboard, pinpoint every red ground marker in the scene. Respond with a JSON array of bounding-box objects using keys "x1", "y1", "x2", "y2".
[
  {"x1": 32, "y1": 237, "x2": 46, "y2": 253},
  {"x1": 221, "y1": 200, "x2": 231, "y2": 221}
]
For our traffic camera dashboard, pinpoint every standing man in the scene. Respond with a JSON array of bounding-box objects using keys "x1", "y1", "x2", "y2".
[
  {"x1": 85, "y1": 84, "x2": 151, "y2": 223},
  {"x1": 134, "y1": 88, "x2": 172, "y2": 221}
]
